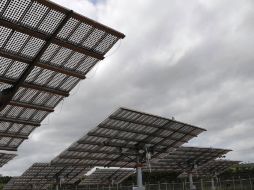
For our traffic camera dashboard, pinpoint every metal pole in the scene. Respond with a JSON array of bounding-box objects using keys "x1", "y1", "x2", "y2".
[
  {"x1": 249, "y1": 176, "x2": 253, "y2": 190},
  {"x1": 232, "y1": 177, "x2": 236, "y2": 190},
  {"x1": 136, "y1": 156, "x2": 144, "y2": 190},
  {"x1": 189, "y1": 173, "x2": 196, "y2": 190},
  {"x1": 137, "y1": 166, "x2": 143, "y2": 187},
  {"x1": 239, "y1": 177, "x2": 243, "y2": 190},
  {"x1": 200, "y1": 179, "x2": 204, "y2": 190},
  {"x1": 211, "y1": 177, "x2": 216, "y2": 190}
]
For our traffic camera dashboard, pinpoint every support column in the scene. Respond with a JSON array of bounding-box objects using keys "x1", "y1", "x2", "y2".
[
  {"x1": 211, "y1": 177, "x2": 216, "y2": 190},
  {"x1": 188, "y1": 173, "x2": 196, "y2": 190},
  {"x1": 200, "y1": 179, "x2": 204, "y2": 190},
  {"x1": 133, "y1": 156, "x2": 145, "y2": 190},
  {"x1": 137, "y1": 164, "x2": 143, "y2": 188}
]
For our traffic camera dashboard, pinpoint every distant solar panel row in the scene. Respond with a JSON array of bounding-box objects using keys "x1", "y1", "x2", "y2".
[
  {"x1": 8, "y1": 162, "x2": 91, "y2": 189},
  {"x1": 147, "y1": 146, "x2": 231, "y2": 172},
  {"x1": 0, "y1": 0, "x2": 124, "y2": 151},
  {"x1": 178, "y1": 160, "x2": 240, "y2": 177}
]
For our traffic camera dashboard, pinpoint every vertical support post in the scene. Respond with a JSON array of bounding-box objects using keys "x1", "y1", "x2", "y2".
[
  {"x1": 134, "y1": 155, "x2": 145, "y2": 190},
  {"x1": 249, "y1": 176, "x2": 253, "y2": 190},
  {"x1": 188, "y1": 173, "x2": 196, "y2": 190},
  {"x1": 200, "y1": 179, "x2": 204, "y2": 190},
  {"x1": 239, "y1": 176, "x2": 243, "y2": 190},
  {"x1": 232, "y1": 177, "x2": 236, "y2": 190},
  {"x1": 56, "y1": 177, "x2": 60, "y2": 190},
  {"x1": 211, "y1": 177, "x2": 216, "y2": 190},
  {"x1": 137, "y1": 165, "x2": 143, "y2": 188}
]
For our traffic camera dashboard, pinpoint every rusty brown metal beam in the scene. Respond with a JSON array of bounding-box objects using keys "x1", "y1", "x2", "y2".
[
  {"x1": 58, "y1": 154, "x2": 131, "y2": 162},
  {"x1": 9, "y1": 101, "x2": 54, "y2": 112},
  {"x1": 34, "y1": 0, "x2": 125, "y2": 39},
  {"x1": 0, "y1": 19, "x2": 104, "y2": 60},
  {"x1": 0, "y1": 116, "x2": 40, "y2": 126},
  {"x1": 0, "y1": 132, "x2": 28, "y2": 139},
  {"x1": 0, "y1": 146, "x2": 17, "y2": 151},
  {"x1": 0, "y1": 50, "x2": 85, "y2": 79},
  {"x1": 0, "y1": 77, "x2": 69, "y2": 97}
]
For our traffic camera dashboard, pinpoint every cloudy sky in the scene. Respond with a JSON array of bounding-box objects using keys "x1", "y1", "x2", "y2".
[{"x1": 1, "y1": 0, "x2": 254, "y2": 176}]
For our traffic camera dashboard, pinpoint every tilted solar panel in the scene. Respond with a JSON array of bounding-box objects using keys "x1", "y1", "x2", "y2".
[
  {"x1": 0, "y1": 152, "x2": 16, "y2": 167},
  {"x1": 51, "y1": 107, "x2": 206, "y2": 169},
  {"x1": 3, "y1": 177, "x2": 32, "y2": 190},
  {"x1": 12, "y1": 162, "x2": 91, "y2": 189},
  {"x1": 146, "y1": 146, "x2": 231, "y2": 172},
  {"x1": 195, "y1": 160, "x2": 240, "y2": 177},
  {"x1": 0, "y1": 0, "x2": 125, "y2": 151}
]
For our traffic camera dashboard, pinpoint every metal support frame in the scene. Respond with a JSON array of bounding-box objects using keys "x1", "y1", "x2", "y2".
[
  {"x1": 188, "y1": 173, "x2": 196, "y2": 190},
  {"x1": 211, "y1": 177, "x2": 216, "y2": 190},
  {"x1": 0, "y1": 10, "x2": 73, "y2": 111},
  {"x1": 133, "y1": 156, "x2": 145, "y2": 190}
]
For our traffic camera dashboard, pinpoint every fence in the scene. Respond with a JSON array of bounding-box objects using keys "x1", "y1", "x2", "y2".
[{"x1": 62, "y1": 177, "x2": 254, "y2": 190}]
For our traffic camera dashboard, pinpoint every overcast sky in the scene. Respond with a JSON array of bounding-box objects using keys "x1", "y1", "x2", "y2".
[{"x1": 1, "y1": 0, "x2": 254, "y2": 176}]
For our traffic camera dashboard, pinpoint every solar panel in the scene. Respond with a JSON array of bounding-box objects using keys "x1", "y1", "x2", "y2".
[
  {"x1": 12, "y1": 163, "x2": 91, "y2": 189},
  {"x1": 51, "y1": 107, "x2": 206, "y2": 169},
  {"x1": 146, "y1": 146, "x2": 231, "y2": 173},
  {"x1": 0, "y1": 152, "x2": 16, "y2": 167},
  {"x1": 3, "y1": 177, "x2": 31, "y2": 190},
  {"x1": 193, "y1": 160, "x2": 240, "y2": 177},
  {"x1": 0, "y1": 0, "x2": 125, "y2": 151},
  {"x1": 79, "y1": 168, "x2": 135, "y2": 185}
]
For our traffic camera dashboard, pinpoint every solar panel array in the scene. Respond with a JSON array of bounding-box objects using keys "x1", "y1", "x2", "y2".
[
  {"x1": 0, "y1": 152, "x2": 16, "y2": 167},
  {"x1": 3, "y1": 177, "x2": 30, "y2": 190},
  {"x1": 146, "y1": 146, "x2": 231, "y2": 172},
  {"x1": 51, "y1": 107, "x2": 206, "y2": 168},
  {"x1": 79, "y1": 168, "x2": 135, "y2": 185},
  {"x1": 196, "y1": 160, "x2": 240, "y2": 176},
  {"x1": 5, "y1": 163, "x2": 92, "y2": 190},
  {"x1": 0, "y1": 0, "x2": 124, "y2": 151}
]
